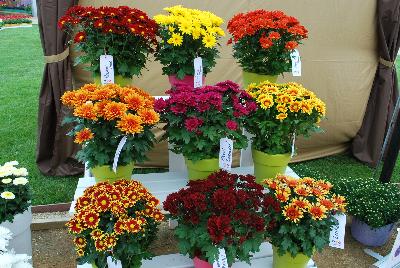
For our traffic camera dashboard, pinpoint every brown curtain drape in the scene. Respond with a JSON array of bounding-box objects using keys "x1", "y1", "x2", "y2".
[
  {"x1": 351, "y1": 0, "x2": 400, "y2": 167},
  {"x1": 36, "y1": 0, "x2": 83, "y2": 176}
]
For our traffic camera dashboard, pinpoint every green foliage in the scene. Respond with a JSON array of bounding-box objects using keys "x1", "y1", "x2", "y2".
[
  {"x1": 66, "y1": 117, "x2": 156, "y2": 168},
  {"x1": 155, "y1": 28, "x2": 219, "y2": 78},
  {"x1": 327, "y1": 176, "x2": 400, "y2": 228},
  {"x1": 232, "y1": 34, "x2": 293, "y2": 75},
  {"x1": 74, "y1": 30, "x2": 151, "y2": 78},
  {"x1": 3, "y1": 18, "x2": 31, "y2": 24}
]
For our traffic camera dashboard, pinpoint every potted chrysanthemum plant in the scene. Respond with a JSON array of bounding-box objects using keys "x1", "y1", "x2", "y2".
[
  {"x1": 154, "y1": 5, "x2": 225, "y2": 87},
  {"x1": 164, "y1": 170, "x2": 266, "y2": 268},
  {"x1": 0, "y1": 161, "x2": 32, "y2": 257},
  {"x1": 245, "y1": 81, "x2": 326, "y2": 183},
  {"x1": 154, "y1": 81, "x2": 257, "y2": 180},
  {"x1": 227, "y1": 10, "x2": 308, "y2": 87},
  {"x1": 59, "y1": 5, "x2": 158, "y2": 86},
  {"x1": 61, "y1": 83, "x2": 160, "y2": 183},
  {"x1": 263, "y1": 174, "x2": 346, "y2": 268},
  {"x1": 67, "y1": 179, "x2": 164, "y2": 268}
]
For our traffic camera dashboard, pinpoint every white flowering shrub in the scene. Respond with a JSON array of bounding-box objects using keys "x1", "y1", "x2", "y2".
[
  {"x1": 329, "y1": 176, "x2": 400, "y2": 228},
  {"x1": 0, "y1": 161, "x2": 31, "y2": 224}
]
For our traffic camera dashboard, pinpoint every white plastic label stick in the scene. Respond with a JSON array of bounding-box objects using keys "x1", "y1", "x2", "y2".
[
  {"x1": 290, "y1": 49, "x2": 301, "y2": 77},
  {"x1": 219, "y1": 138, "x2": 233, "y2": 171},
  {"x1": 291, "y1": 133, "x2": 296, "y2": 158},
  {"x1": 194, "y1": 57, "x2": 203, "y2": 88},
  {"x1": 329, "y1": 213, "x2": 346, "y2": 249},
  {"x1": 100, "y1": 55, "x2": 115, "y2": 85},
  {"x1": 213, "y1": 248, "x2": 228, "y2": 268},
  {"x1": 112, "y1": 136, "x2": 127, "y2": 173}
]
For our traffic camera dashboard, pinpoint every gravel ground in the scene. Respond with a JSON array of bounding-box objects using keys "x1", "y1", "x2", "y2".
[{"x1": 32, "y1": 224, "x2": 397, "y2": 268}]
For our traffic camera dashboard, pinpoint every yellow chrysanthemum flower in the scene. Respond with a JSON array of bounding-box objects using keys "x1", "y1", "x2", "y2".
[
  {"x1": 202, "y1": 34, "x2": 216, "y2": 48},
  {"x1": 167, "y1": 33, "x2": 183, "y2": 46}
]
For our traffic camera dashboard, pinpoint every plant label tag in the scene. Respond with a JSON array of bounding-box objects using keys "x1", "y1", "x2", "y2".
[
  {"x1": 329, "y1": 213, "x2": 346, "y2": 249},
  {"x1": 194, "y1": 57, "x2": 203, "y2": 88},
  {"x1": 290, "y1": 49, "x2": 301, "y2": 77},
  {"x1": 100, "y1": 55, "x2": 114, "y2": 85},
  {"x1": 219, "y1": 138, "x2": 233, "y2": 171},
  {"x1": 291, "y1": 133, "x2": 296, "y2": 158},
  {"x1": 112, "y1": 136, "x2": 127, "y2": 173},
  {"x1": 385, "y1": 228, "x2": 400, "y2": 268},
  {"x1": 213, "y1": 248, "x2": 228, "y2": 268}
]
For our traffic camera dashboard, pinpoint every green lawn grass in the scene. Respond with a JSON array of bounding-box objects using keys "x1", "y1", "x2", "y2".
[{"x1": 0, "y1": 26, "x2": 398, "y2": 206}]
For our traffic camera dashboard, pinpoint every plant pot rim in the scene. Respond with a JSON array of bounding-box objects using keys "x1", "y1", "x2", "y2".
[{"x1": 251, "y1": 148, "x2": 291, "y2": 157}]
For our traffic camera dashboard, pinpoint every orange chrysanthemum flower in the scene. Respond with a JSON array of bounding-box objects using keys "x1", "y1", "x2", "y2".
[
  {"x1": 291, "y1": 197, "x2": 310, "y2": 210},
  {"x1": 83, "y1": 211, "x2": 100, "y2": 228},
  {"x1": 92, "y1": 88, "x2": 116, "y2": 101},
  {"x1": 93, "y1": 100, "x2": 111, "y2": 118},
  {"x1": 263, "y1": 179, "x2": 278, "y2": 190},
  {"x1": 275, "y1": 187, "x2": 291, "y2": 202},
  {"x1": 61, "y1": 91, "x2": 76, "y2": 107},
  {"x1": 289, "y1": 101, "x2": 301, "y2": 113},
  {"x1": 319, "y1": 198, "x2": 335, "y2": 210},
  {"x1": 117, "y1": 114, "x2": 143, "y2": 134},
  {"x1": 74, "y1": 128, "x2": 94, "y2": 144},
  {"x1": 67, "y1": 220, "x2": 83, "y2": 234},
  {"x1": 316, "y1": 180, "x2": 332, "y2": 191},
  {"x1": 286, "y1": 86, "x2": 299, "y2": 96},
  {"x1": 81, "y1": 84, "x2": 98, "y2": 92},
  {"x1": 294, "y1": 185, "x2": 310, "y2": 196},
  {"x1": 276, "y1": 104, "x2": 287, "y2": 113},
  {"x1": 96, "y1": 194, "x2": 110, "y2": 211},
  {"x1": 138, "y1": 109, "x2": 160, "y2": 125},
  {"x1": 94, "y1": 239, "x2": 107, "y2": 251},
  {"x1": 124, "y1": 93, "x2": 146, "y2": 111},
  {"x1": 90, "y1": 229, "x2": 103, "y2": 240},
  {"x1": 308, "y1": 203, "x2": 327, "y2": 220},
  {"x1": 73, "y1": 102, "x2": 98, "y2": 120},
  {"x1": 284, "y1": 176, "x2": 298, "y2": 188},
  {"x1": 332, "y1": 194, "x2": 347, "y2": 212},
  {"x1": 74, "y1": 237, "x2": 86, "y2": 248},
  {"x1": 73, "y1": 91, "x2": 91, "y2": 106},
  {"x1": 103, "y1": 102, "x2": 127, "y2": 120},
  {"x1": 277, "y1": 94, "x2": 292, "y2": 104},
  {"x1": 300, "y1": 101, "x2": 312, "y2": 114},
  {"x1": 125, "y1": 219, "x2": 140, "y2": 233},
  {"x1": 283, "y1": 204, "x2": 303, "y2": 223},
  {"x1": 301, "y1": 177, "x2": 315, "y2": 186},
  {"x1": 104, "y1": 234, "x2": 118, "y2": 248}
]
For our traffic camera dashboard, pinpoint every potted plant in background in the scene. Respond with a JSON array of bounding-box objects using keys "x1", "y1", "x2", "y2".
[
  {"x1": 0, "y1": 161, "x2": 32, "y2": 257},
  {"x1": 328, "y1": 176, "x2": 400, "y2": 247},
  {"x1": 67, "y1": 179, "x2": 164, "y2": 268},
  {"x1": 61, "y1": 83, "x2": 160, "y2": 182},
  {"x1": 263, "y1": 174, "x2": 346, "y2": 268},
  {"x1": 154, "y1": 81, "x2": 257, "y2": 180},
  {"x1": 154, "y1": 5, "x2": 224, "y2": 88},
  {"x1": 164, "y1": 170, "x2": 266, "y2": 267},
  {"x1": 227, "y1": 10, "x2": 308, "y2": 87},
  {"x1": 58, "y1": 5, "x2": 158, "y2": 86},
  {"x1": 245, "y1": 81, "x2": 326, "y2": 183}
]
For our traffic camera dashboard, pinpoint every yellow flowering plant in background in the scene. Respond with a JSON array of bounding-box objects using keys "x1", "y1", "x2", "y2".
[
  {"x1": 0, "y1": 161, "x2": 31, "y2": 224},
  {"x1": 262, "y1": 174, "x2": 346, "y2": 257},
  {"x1": 61, "y1": 83, "x2": 160, "y2": 168},
  {"x1": 67, "y1": 179, "x2": 164, "y2": 268},
  {"x1": 154, "y1": 5, "x2": 224, "y2": 79},
  {"x1": 245, "y1": 81, "x2": 326, "y2": 154}
]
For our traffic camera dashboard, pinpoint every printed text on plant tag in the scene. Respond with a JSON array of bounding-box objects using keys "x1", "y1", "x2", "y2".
[
  {"x1": 194, "y1": 57, "x2": 203, "y2": 88},
  {"x1": 329, "y1": 213, "x2": 346, "y2": 249},
  {"x1": 213, "y1": 248, "x2": 228, "y2": 268},
  {"x1": 290, "y1": 49, "x2": 301, "y2": 77},
  {"x1": 219, "y1": 138, "x2": 233, "y2": 171},
  {"x1": 100, "y1": 55, "x2": 114, "y2": 85}
]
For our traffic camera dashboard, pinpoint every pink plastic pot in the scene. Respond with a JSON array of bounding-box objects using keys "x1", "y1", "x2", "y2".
[
  {"x1": 193, "y1": 257, "x2": 212, "y2": 268},
  {"x1": 168, "y1": 75, "x2": 205, "y2": 88}
]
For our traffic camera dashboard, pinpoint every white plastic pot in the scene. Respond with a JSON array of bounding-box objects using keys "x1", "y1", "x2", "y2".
[{"x1": 0, "y1": 207, "x2": 32, "y2": 256}]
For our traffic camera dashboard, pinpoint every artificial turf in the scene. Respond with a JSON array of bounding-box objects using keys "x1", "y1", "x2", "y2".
[{"x1": 0, "y1": 26, "x2": 398, "y2": 205}]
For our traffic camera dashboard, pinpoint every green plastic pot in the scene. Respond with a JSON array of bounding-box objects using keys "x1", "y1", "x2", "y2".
[
  {"x1": 90, "y1": 162, "x2": 134, "y2": 183},
  {"x1": 185, "y1": 158, "x2": 219, "y2": 181},
  {"x1": 252, "y1": 149, "x2": 291, "y2": 184},
  {"x1": 272, "y1": 246, "x2": 311, "y2": 268},
  {"x1": 93, "y1": 74, "x2": 133, "y2": 86},
  {"x1": 242, "y1": 71, "x2": 278, "y2": 88}
]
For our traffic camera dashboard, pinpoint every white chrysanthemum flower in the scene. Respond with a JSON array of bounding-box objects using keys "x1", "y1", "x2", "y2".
[
  {"x1": 12, "y1": 168, "x2": 28, "y2": 177},
  {"x1": 3, "y1": 161, "x2": 18, "y2": 167},
  {"x1": 12, "y1": 177, "x2": 28, "y2": 186},
  {"x1": 1, "y1": 178, "x2": 12, "y2": 184},
  {"x1": 0, "y1": 192, "x2": 15, "y2": 200}
]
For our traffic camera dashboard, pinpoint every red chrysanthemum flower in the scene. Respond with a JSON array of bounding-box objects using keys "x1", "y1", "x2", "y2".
[
  {"x1": 83, "y1": 211, "x2": 100, "y2": 228},
  {"x1": 74, "y1": 31, "x2": 86, "y2": 43}
]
